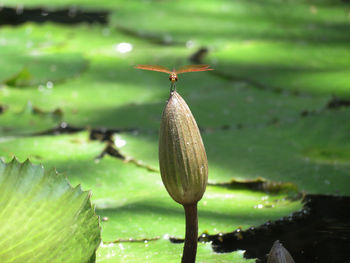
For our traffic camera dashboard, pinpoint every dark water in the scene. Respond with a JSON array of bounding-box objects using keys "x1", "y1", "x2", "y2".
[
  {"x1": 209, "y1": 194, "x2": 350, "y2": 263},
  {"x1": 0, "y1": 6, "x2": 108, "y2": 26}
]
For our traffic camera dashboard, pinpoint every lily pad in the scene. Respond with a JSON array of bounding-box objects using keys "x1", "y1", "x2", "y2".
[
  {"x1": 107, "y1": 0, "x2": 350, "y2": 97},
  {"x1": 0, "y1": 158, "x2": 101, "y2": 263},
  {"x1": 208, "y1": 41, "x2": 350, "y2": 97},
  {"x1": 0, "y1": 132, "x2": 302, "y2": 241},
  {"x1": 117, "y1": 107, "x2": 350, "y2": 195},
  {"x1": 0, "y1": 101, "x2": 62, "y2": 136},
  {"x1": 96, "y1": 239, "x2": 256, "y2": 263},
  {"x1": 0, "y1": 45, "x2": 88, "y2": 87},
  {"x1": 0, "y1": 23, "x2": 333, "y2": 132}
]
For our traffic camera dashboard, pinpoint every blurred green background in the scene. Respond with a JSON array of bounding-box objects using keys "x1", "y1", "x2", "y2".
[{"x1": 0, "y1": 0, "x2": 349, "y2": 262}]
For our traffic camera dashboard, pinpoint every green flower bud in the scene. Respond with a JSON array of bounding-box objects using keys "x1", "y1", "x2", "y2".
[
  {"x1": 159, "y1": 91, "x2": 208, "y2": 205},
  {"x1": 267, "y1": 240, "x2": 295, "y2": 263}
]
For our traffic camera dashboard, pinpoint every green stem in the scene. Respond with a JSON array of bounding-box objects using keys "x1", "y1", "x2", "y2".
[{"x1": 181, "y1": 203, "x2": 198, "y2": 263}]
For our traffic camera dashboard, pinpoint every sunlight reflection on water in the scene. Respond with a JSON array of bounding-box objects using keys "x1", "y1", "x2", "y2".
[{"x1": 115, "y1": 42, "x2": 133, "y2": 53}]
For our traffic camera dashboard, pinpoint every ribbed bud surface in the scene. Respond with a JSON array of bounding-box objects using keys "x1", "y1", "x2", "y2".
[
  {"x1": 267, "y1": 240, "x2": 295, "y2": 263},
  {"x1": 159, "y1": 91, "x2": 208, "y2": 205}
]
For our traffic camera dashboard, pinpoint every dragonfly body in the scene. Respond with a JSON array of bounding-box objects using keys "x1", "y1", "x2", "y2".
[
  {"x1": 169, "y1": 72, "x2": 178, "y2": 83},
  {"x1": 135, "y1": 64, "x2": 213, "y2": 91}
]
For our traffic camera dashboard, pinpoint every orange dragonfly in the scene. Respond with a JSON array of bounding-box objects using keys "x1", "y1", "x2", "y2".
[{"x1": 135, "y1": 64, "x2": 213, "y2": 91}]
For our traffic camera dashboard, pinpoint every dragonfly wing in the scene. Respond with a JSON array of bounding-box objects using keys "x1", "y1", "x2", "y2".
[
  {"x1": 176, "y1": 64, "x2": 213, "y2": 74},
  {"x1": 135, "y1": 65, "x2": 172, "y2": 74}
]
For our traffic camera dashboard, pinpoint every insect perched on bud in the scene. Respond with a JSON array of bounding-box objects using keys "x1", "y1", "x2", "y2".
[
  {"x1": 135, "y1": 63, "x2": 212, "y2": 262},
  {"x1": 159, "y1": 90, "x2": 208, "y2": 263},
  {"x1": 135, "y1": 64, "x2": 213, "y2": 92}
]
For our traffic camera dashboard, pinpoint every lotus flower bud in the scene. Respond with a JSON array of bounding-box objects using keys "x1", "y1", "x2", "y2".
[
  {"x1": 267, "y1": 240, "x2": 295, "y2": 263},
  {"x1": 159, "y1": 91, "x2": 208, "y2": 205}
]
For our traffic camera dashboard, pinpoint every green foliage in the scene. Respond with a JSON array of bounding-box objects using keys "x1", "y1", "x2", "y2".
[
  {"x1": 209, "y1": 42, "x2": 350, "y2": 96},
  {"x1": 0, "y1": 43, "x2": 87, "y2": 87},
  {"x1": 0, "y1": 159, "x2": 101, "y2": 263},
  {"x1": 0, "y1": 133, "x2": 302, "y2": 241},
  {"x1": 0, "y1": 101, "x2": 61, "y2": 136},
  {"x1": 117, "y1": 109, "x2": 350, "y2": 195}
]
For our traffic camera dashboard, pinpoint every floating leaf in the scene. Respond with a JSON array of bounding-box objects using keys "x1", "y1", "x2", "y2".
[
  {"x1": 0, "y1": 133, "x2": 302, "y2": 241},
  {"x1": 96, "y1": 238, "x2": 256, "y2": 263},
  {"x1": 5, "y1": 68, "x2": 33, "y2": 87},
  {"x1": 0, "y1": 102, "x2": 62, "y2": 136},
  {"x1": 0, "y1": 159, "x2": 101, "y2": 263},
  {"x1": 0, "y1": 45, "x2": 88, "y2": 87}
]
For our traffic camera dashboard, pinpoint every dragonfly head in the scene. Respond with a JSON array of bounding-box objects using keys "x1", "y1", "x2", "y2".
[{"x1": 169, "y1": 73, "x2": 178, "y2": 83}]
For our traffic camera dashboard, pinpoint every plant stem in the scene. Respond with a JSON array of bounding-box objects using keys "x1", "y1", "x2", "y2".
[{"x1": 181, "y1": 203, "x2": 198, "y2": 263}]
